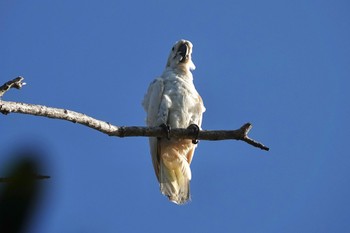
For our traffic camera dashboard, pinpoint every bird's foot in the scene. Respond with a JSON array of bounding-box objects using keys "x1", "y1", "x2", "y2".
[
  {"x1": 187, "y1": 124, "x2": 200, "y2": 144},
  {"x1": 159, "y1": 123, "x2": 171, "y2": 140}
]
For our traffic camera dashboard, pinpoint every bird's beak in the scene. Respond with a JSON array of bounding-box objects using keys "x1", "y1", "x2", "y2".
[{"x1": 178, "y1": 43, "x2": 189, "y2": 62}]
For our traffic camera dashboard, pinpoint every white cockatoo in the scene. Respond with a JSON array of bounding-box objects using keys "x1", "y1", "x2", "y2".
[{"x1": 142, "y1": 39, "x2": 205, "y2": 204}]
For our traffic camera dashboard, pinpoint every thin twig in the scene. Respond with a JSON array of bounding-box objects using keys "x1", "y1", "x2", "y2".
[
  {"x1": 0, "y1": 175, "x2": 50, "y2": 183},
  {"x1": 0, "y1": 76, "x2": 26, "y2": 98},
  {"x1": 0, "y1": 78, "x2": 269, "y2": 151}
]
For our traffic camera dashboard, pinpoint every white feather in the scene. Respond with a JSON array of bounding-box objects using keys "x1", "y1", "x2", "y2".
[{"x1": 143, "y1": 39, "x2": 205, "y2": 204}]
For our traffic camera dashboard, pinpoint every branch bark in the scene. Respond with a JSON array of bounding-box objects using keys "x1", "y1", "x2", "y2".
[
  {"x1": 0, "y1": 77, "x2": 269, "y2": 151},
  {"x1": 0, "y1": 76, "x2": 26, "y2": 98}
]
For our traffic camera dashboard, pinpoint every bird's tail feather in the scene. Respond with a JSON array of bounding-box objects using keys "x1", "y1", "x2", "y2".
[{"x1": 159, "y1": 159, "x2": 191, "y2": 205}]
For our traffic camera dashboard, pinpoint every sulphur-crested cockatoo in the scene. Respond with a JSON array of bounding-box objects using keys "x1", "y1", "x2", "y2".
[{"x1": 142, "y1": 39, "x2": 205, "y2": 204}]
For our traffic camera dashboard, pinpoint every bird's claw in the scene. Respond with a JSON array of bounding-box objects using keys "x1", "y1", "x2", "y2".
[
  {"x1": 159, "y1": 123, "x2": 171, "y2": 140},
  {"x1": 188, "y1": 124, "x2": 200, "y2": 144}
]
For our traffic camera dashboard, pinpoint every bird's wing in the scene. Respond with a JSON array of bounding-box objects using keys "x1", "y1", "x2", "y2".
[
  {"x1": 195, "y1": 94, "x2": 205, "y2": 128},
  {"x1": 186, "y1": 93, "x2": 205, "y2": 165},
  {"x1": 142, "y1": 78, "x2": 164, "y2": 126},
  {"x1": 142, "y1": 78, "x2": 166, "y2": 180}
]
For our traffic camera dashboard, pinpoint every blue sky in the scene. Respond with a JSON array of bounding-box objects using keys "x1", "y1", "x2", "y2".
[{"x1": 1, "y1": 0, "x2": 349, "y2": 232}]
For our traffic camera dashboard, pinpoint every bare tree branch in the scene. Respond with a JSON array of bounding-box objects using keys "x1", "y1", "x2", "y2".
[
  {"x1": 0, "y1": 76, "x2": 26, "y2": 98},
  {"x1": 0, "y1": 175, "x2": 50, "y2": 183},
  {"x1": 0, "y1": 77, "x2": 269, "y2": 151}
]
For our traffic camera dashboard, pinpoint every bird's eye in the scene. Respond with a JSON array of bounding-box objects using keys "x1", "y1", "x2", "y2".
[{"x1": 172, "y1": 47, "x2": 175, "y2": 51}]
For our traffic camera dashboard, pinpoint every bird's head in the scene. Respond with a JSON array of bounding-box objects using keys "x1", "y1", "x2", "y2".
[{"x1": 166, "y1": 39, "x2": 196, "y2": 72}]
